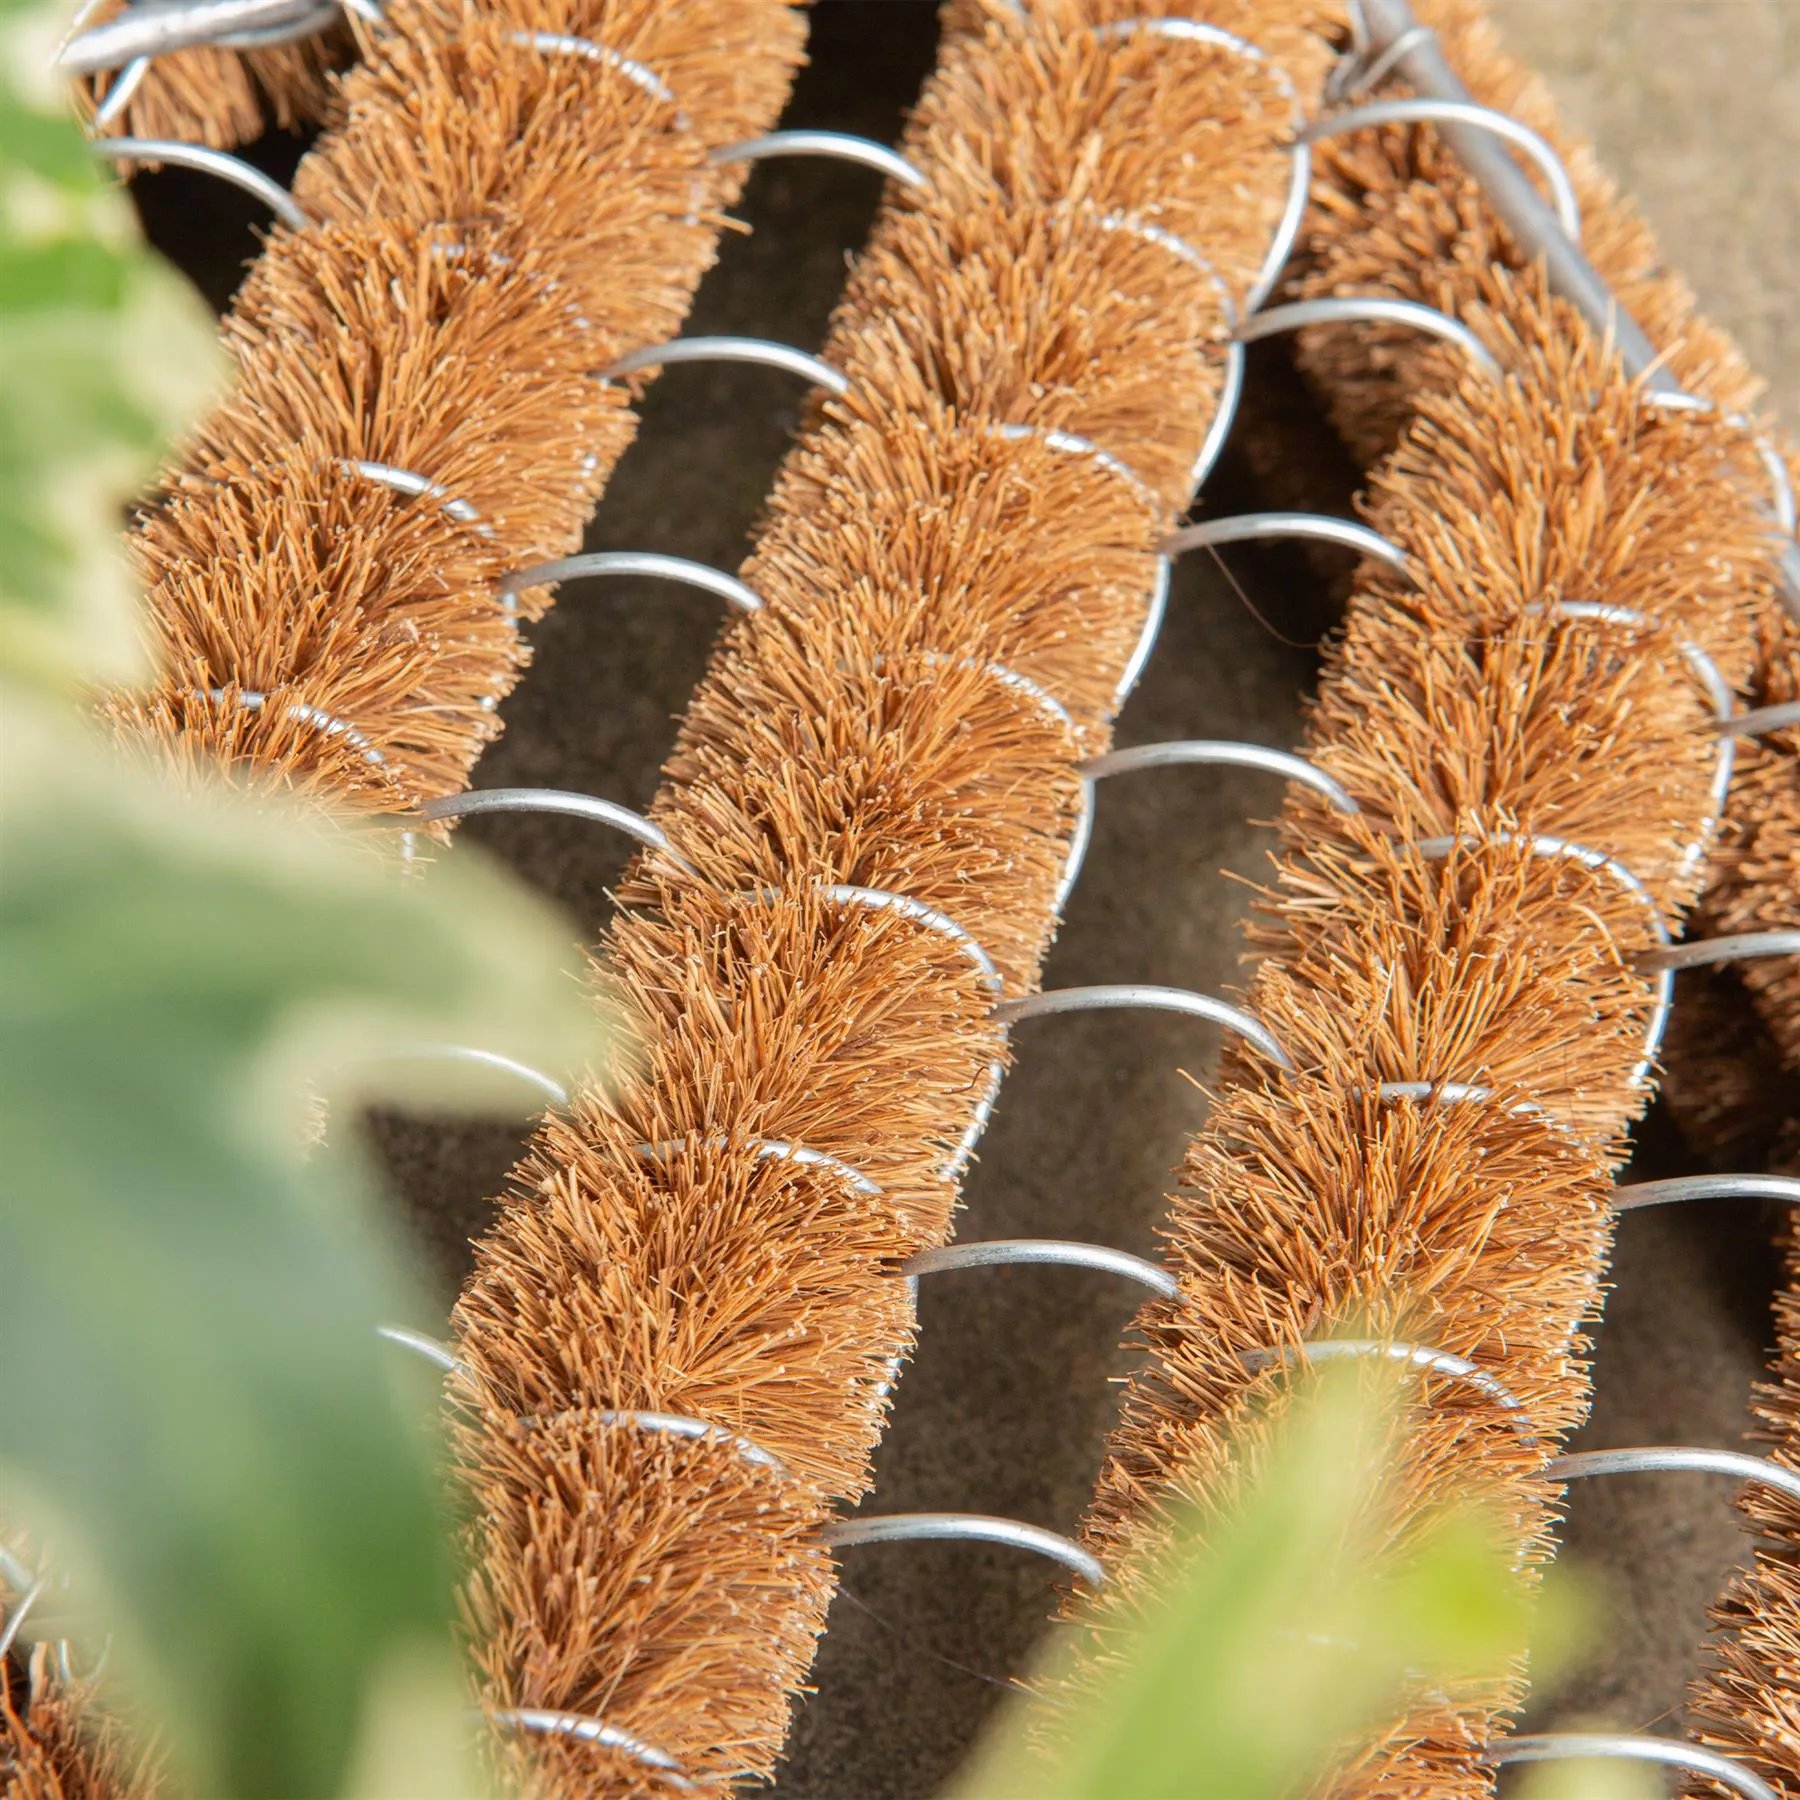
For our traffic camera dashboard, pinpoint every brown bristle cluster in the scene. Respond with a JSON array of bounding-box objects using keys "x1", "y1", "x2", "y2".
[
  {"x1": 71, "y1": 2, "x2": 348, "y2": 154},
  {"x1": 1688, "y1": 1173, "x2": 1800, "y2": 1800},
  {"x1": 448, "y1": 3, "x2": 1338, "y2": 1791},
  {"x1": 1051, "y1": 278, "x2": 1774, "y2": 1798},
  {"x1": 98, "y1": 0, "x2": 807, "y2": 817},
  {"x1": 0, "y1": 1643, "x2": 161, "y2": 1800},
  {"x1": 1285, "y1": 0, "x2": 1798, "y2": 1112},
  {"x1": 1274, "y1": 2, "x2": 1799, "y2": 1786},
  {"x1": 20, "y1": 4, "x2": 805, "y2": 1793}
]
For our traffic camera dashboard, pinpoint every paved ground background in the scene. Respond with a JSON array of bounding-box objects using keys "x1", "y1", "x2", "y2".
[
  {"x1": 1493, "y1": 0, "x2": 1799, "y2": 428},
  {"x1": 142, "y1": 3, "x2": 1797, "y2": 1793}
]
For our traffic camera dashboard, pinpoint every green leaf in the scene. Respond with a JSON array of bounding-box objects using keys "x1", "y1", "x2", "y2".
[
  {"x1": 0, "y1": 699, "x2": 604, "y2": 1798},
  {"x1": 954, "y1": 1367, "x2": 1568, "y2": 1800},
  {"x1": 0, "y1": 0, "x2": 220, "y2": 690}
]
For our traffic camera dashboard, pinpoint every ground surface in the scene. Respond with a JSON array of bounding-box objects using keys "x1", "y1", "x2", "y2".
[{"x1": 145, "y1": 3, "x2": 1799, "y2": 1793}]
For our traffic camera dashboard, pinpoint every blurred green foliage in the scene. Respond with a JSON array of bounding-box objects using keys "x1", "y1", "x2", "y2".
[
  {"x1": 0, "y1": 10, "x2": 603, "y2": 1794},
  {"x1": 955, "y1": 1367, "x2": 1653, "y2": 1800},
  {"x1": 0, "y1": 703, "x2": 603, "y2": 1797},
  {"x1": 0, "y1": 0, "x2": 220, "y2": 689}
]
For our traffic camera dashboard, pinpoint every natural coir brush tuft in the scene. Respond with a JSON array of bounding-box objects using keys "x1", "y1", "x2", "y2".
[
  {"x1": 0, "y1": 1636, "x2": 162, "y2": 1800},
  {"x1": 99, "y1": 0, "x2": 806, "y2": 819},
  {"x1": 1050, "y1": 273, "x2": 1774, "y2": 1800},
  {"x1": 1681, "y1": 509, "x2": 1800, "y2": 1800},
  {"x1": 1279, "y1": 3, "x2": 1798, "y2": 1786},
  {"x1": 69, "y1": 0, "x2": 349, "y2": 153},
  {"x1": 448, "y1": 2, "x2": 1337, "y2": 1792}
]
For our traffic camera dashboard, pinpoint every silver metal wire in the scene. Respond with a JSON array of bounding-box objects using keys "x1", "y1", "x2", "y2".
[
  {"x1": 336, "y1": 459, "x2": 487, "y2": 531},
  {"x1": 90, "y1": 137, "x2": 311, "y2": 232},
  {"x1": 820, "y1": 1513, "x2": 1106, "y2": 1588},
  {"x1": 1056, "y1": 794, "x2": 1096, "y2": 917},
  {"x1": 490, "y1": 1709, "x2": 692, "y2": 1789},
  {"x1": 884, "y1": 652, "x2": 1078, "y2": 743},
  {"x1": 994, "y1": 984, "x2": 1294, "y2": 1073},
  {"x1": 606, "y1": 336, "x2": 850, "y2": 397},
  {"x1": 55, "y1": 1631, "x2": 116, "y2": 1690},
  {"x1": 1080, "y1": 740, "x2": 1359, "y2": 814},
  {"x1": 1163, "y1": 511, "x2": 1412, "y2": 578},
  {"x1": 508, "y1": 32, "x2": 678, "y2": 114},
  {"x1": 1548, "y1": 1446, "x2": 1800, "y2": 1510},
  {"x1": 1194, "y1": 340, "x2": 1248, "y2": 499},
  {"x1": 633, "y1": 1136, "x2": 882, "y2": 1200},
  {"x1": 588, "y1": 1411, "x2": 785, "y2": 1472},
  {"x1": 1375, "y1": 1079, "x2": 1495, "y2": 1106},
  {"x1": 91, "y1": 56, "x2": 151, "y2": 128},
  {"x1": 0, "y1": 1577, "x2": 47, "y2": 1661},
  {"x1": 1237, "y1": 296, "x2": 1502, "y2": 381},
  {"x1": 1639, "y1": 930, "x2": 1800, "y2": 973},
  {"x1": 903, "y1": 1239, "x2": 1180, "y2": 1300},
  {"x1": 377, "y1": 1323, "x2": 462, "y2": 1374},
  {"x1": 497, "y1": 550, "x2": 762, "y2": 615},
  {"x1": 417, "y1": 789, "x2": 697, "y2": 877},
  {"x1": 990, "y1": 421, "x2": 1159, "y2": 514},
  {"x1": 1330, "y1": 20, "x2": 1436, "y2": 100},
  {"x1": 377, "y1": 1044, "x2": 569, "y2": 1108},
  {"x1": 1081, "y1": 225, "x2": 1245, "y2": 495},
  {"x1": 1370, "y1": 1080, "x2": 1563, "y2": 1133},
  {"x1": 1758, "y1": 436, "x2": 1798, "y2": 535},
  {"x1": 1092, "y1": 18, "x2": 1310, "y2": 312},
  {"x1": 379, "y1": 1326, "x2": 784, "y2": 1469},
  {"x1": 710, "y1": 131, "x2": 928, "y2": 192},
  {"x1": 58, "y1": 0, "x2": 339, "y2": 74},
  {"x1": 1410, "y1": 832, "x2": 1673, "y2": 1088},
  {"x1": 1614, "y1": 1174, "x2": 1800, "y2": 1212},
  {"x1": 1482, "y1": 1735, "x2": 1776, "y2": 1800},
  {"x1": 0, "y1": 1544, "x2": 34, "y2": 1594},
  {"x1": 1304, "y1": 98, "x2": 1582, "y2": 243},
  {"x1": 959, "y1": 658, "x2": 1078, "y2": 736},
  {"x1": 195, "y1": 688, "x2": 389, "y2": 768},
  {"x1": 805, "y1": 884, "x2": 1004, "y2": 997},
  {"x1": 1111, "y1": 553, "x2": 1172, "y2": 718},
  {"x1": 1257, "y1": 138, "x2": 1314, "y2": 316},
  {"x1": 1241, "y1": 1340, "x2": 1532, "y2": 1427},
  {"x1": 1075, "y1": 205, "x2": 1250, "y2": 497},
  {"x1": 1058, "y1": 739, "x2": 1356, "y2": 907},
  {"x1": 1726, "y1": 699, "x2": 1800, "y2": 738}
]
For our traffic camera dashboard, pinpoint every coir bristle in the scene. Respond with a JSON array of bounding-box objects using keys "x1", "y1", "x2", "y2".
[
  {"x1": 449, "y1": 3, "x2": 1337, "y2": 1791},
  {"x1": 99, "y1": 0, "x2": 807, "y2": 819},
  {"x1": 1049, "y1": 272, "x2": 1772, "y2": 1799}
]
